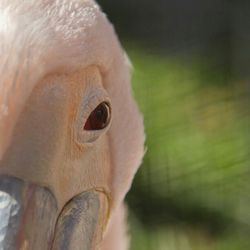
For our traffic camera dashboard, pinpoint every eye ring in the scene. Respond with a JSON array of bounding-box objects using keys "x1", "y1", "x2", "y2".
[
  {"x1": 75, "y1": 93, "x2": 112, "y2": 145},
  {"x1": 84, "y1": 102, "x2": 111, "y2": 131}
]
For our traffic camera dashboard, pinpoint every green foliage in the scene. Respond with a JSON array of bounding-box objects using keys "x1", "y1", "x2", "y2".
[{"x1": 126, "y1": 45, "x2": 250, "y2": 249}]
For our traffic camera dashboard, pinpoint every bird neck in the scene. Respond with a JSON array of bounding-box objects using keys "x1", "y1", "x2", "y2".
[{"x1": 99, "y1": 203, "x2": 129, "y2": 250}]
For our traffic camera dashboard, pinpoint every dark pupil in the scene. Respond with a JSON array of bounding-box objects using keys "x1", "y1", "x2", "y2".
[{"x1": 84, "y1": 102, "x2": 110, "y2": 130}]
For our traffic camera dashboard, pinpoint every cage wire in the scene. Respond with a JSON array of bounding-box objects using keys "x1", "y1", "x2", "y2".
[{"x1": 98, "y1": 1, "x2": 250, "y2": 249}]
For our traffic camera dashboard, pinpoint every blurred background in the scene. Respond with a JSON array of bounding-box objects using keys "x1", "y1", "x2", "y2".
[{"x1": 98, "y1": 1, "x2": 250, "y2": 249}]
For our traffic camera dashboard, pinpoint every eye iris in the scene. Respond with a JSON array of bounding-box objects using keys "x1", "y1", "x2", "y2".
[{"x1": 84, "y1": 102, "x2": 110, "y2": 130}]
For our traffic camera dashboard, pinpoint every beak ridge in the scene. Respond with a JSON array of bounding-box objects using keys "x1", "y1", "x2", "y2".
[{"x1": 52, "y1": 192, "x2": 100, "y2": 250}]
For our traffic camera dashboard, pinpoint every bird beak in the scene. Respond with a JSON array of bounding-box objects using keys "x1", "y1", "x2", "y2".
[
  {"x1": 0, "y1": 176, "x2": 57, "y2": 249},
  {"x1": 0, "y1": 175, "x2": 104, "y2": 250}
]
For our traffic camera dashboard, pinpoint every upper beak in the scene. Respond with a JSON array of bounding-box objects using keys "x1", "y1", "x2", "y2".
[{"x1": 0, "y1": 175, "x2": 104, "y2": 250}]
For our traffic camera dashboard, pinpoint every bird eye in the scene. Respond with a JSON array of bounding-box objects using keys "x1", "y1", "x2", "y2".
[{"x1": 84, "y1": 102, "x2": 111, "y2": 131}]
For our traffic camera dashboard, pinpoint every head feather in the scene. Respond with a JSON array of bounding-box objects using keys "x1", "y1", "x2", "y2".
[{"x1": 0, "y1": 0, "x2": 144, "y2": 209}]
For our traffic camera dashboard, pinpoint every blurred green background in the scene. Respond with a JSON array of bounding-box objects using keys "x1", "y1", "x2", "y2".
[{"x1": 98, "y1": 1, "x2": 250, "y2": 249}]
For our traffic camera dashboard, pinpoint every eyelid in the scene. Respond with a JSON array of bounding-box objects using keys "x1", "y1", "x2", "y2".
[
  {"x1": 74, "y1": 88, "x2": 112, "y2": 145},
  {"x1": 81, "y1": 90, "x2": 111, "y2": 126}
]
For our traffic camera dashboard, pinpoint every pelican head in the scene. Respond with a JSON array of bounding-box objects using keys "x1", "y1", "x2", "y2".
[{"x1": 0, "y1": 0, "x2": 144, "y2": 249}]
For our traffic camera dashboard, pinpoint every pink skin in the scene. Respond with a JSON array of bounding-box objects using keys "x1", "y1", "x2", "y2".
[{"x1": 0, "y1": 0, "x2": 145, "y2": 249}]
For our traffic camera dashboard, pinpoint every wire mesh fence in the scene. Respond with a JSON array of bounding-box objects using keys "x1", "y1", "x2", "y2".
[{"x1": 98, "y1": 1, "x2": 250, "y2": 249}]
